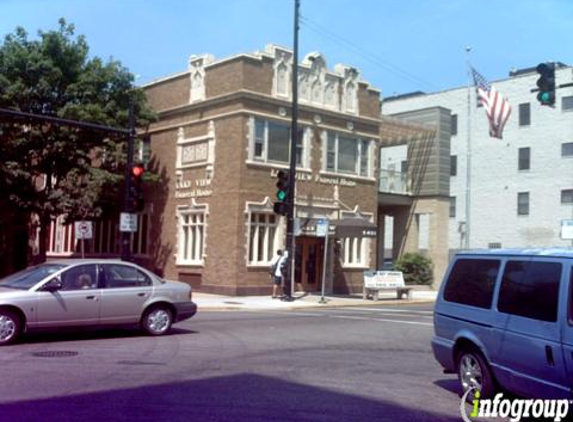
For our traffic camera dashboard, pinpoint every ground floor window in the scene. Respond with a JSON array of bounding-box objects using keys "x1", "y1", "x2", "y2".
[
  {"x1": 248, "y1": 212, "x2": 279, "y2": 265},
  {"x1": 177, "y1": 210, "x2": 206, "y2": 265},
  {"x1": 341, "y1": 237, "x2": 368, "y2": 267}
]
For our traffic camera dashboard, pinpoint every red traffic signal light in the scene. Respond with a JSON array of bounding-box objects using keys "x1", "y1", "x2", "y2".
[
  {"x1": 132, "y1": 163, "x2": 145, "y2": 178},
  {"x1": 130, "y1": 163, "x2": 145, "y2": 212}
]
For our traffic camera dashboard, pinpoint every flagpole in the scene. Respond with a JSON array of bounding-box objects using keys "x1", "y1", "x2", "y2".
[{"x1": 465, "y1": 46, "x2": 472, "y2": 250}]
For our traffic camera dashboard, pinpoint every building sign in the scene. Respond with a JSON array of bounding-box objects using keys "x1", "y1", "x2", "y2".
[
  {"x1": 175, "y1": 178, "x2": 212, "y2": 199},
  {"x1": 363, "y1": 271, "x2": 405, "y2": 289},
  {"x1": 315, "y1": 175, "x2": 357, "y2": 187},
  {"x1": 561, "y1": 220, "x2": 573, "y2": 240},
  {"x1": 268, "y1": 170, "x2": 356, "y2": 187},
  {"x1": 296, "y1": 218, "x2": 336, "y2": 237}
]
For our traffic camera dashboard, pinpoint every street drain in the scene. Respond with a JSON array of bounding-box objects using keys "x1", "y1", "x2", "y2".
[
  {"x1": 32, "y1": 351, "x2": 79, "y2": 358},
  {"x1": 223, "y1": 301, "x2": 244, "y2": 305}
]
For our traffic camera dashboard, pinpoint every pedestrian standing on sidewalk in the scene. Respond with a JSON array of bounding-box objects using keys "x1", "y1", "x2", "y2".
[{"x1": 269, "y1": 249, "x2": 283, "y2": 299}]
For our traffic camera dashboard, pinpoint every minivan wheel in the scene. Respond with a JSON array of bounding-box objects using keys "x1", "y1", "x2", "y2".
[
  {"x1": 141, "y1": 306, "x2": 173, "y2": 336},
  {"x1": 0, "y1": 310, "x2": 21, "y2": 345},
  {"x1": 456, "y1": 348, "x2": 495, "y2": 400}
]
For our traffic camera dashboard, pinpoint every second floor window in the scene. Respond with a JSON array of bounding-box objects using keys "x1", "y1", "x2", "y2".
[
  {"x1": 518, "y1": 147, "x2": 530, "y2": 170},
  {"x1": 562, "y1": 96, "x2": 573, "y2": 112},
  {"x1": 253, "y1": 118, "x2": 304, "y2": 166},
  {"x1": 451, "y1": 114, "x2": 458, "y2": 136},
  {"x1": 519, "y1": 103, "x2": 530, "y2": 126},
  {"x1": 325, "y1": 131, "x2": 370, "y2": 177}
]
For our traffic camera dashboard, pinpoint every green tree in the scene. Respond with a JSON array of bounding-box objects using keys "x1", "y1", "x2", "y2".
[
  {"x1": 394, "y1": 252, "x2": 433, "y2": 286},
  {"x1": 0, "y1": 19, "x2": 155, "y2": 264}
]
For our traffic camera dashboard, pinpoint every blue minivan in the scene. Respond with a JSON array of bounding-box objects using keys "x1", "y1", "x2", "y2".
[{"x1": 433, "y1": 248, "x2": 573, "y2": 399}]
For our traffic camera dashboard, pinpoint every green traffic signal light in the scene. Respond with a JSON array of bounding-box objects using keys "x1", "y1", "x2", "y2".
[
  {"x1": 274, "y1": 170, "x2": 289, "y2": 215},
  {"x1": 535, "y1": 62, "x2": 556, "y2": 106}
]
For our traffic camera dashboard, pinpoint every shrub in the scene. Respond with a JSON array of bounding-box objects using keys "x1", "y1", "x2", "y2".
[{"x1": 394, "y1": 252, "x2": 433, "y2": 285}]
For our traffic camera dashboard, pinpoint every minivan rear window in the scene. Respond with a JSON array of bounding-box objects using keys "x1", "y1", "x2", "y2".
[
  {"x1": 498, "y1": 260, "x2": 561, "y2": 322},
  {"x1": 443, "y1": 259, "x2": 500, "y2": 308}
]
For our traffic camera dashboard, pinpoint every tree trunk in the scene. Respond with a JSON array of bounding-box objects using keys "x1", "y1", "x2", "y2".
[{"x1": 37, "y1": 212, "x2": 50, "y2": 264}]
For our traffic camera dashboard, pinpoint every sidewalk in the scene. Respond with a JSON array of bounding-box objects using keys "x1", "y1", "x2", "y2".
[{"x1": 193, "y1": 289, "x2": 437, "y2": 311}]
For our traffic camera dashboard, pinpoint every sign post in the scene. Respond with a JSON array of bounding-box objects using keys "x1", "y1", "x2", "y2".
[
  {"x1": 316, "y1": 218, "x2": 329, "y2": 304},
  {"x1": 74, "y1": 221, "x2": 93, "y2": 259}
]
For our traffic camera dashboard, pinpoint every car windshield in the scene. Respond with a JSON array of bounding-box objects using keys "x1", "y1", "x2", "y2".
[{"x1": 0, "y1": 264, "x2": 67, "y2": 290}]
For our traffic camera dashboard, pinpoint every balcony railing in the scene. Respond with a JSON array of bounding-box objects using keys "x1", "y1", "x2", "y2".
[{"x1": 378, "y1": 169, "x2": 411, "y2": 195}]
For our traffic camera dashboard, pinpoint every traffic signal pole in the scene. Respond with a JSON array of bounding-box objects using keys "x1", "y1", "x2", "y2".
[
  {"x1": 120, "y1": 101, "x2": 136, "y2": 261},
  {"x1": 284, "y1": 0, "x2": 300, "y2": 300}
]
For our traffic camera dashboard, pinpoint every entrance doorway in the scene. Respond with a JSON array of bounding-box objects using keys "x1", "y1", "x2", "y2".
[{"x1": 295, "y1": 237, "x2": 324, "y2": 292}]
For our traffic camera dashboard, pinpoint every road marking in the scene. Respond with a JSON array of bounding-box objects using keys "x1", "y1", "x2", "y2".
[
  {"x1": 258, "y1": 310, "x2": 433, "y2": 326},
  {"x1": 340, "y1": 307, "x2": 434, "y2": 315},
  {"x1": 334, "y1": 311, "x2": 433, "y2": 319},
  {"x1": 328, "y1": 315, "x2": 433, "y2": 326}
]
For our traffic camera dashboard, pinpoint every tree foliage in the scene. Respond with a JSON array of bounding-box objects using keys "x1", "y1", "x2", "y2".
[
  {"x1": 394, "y1": 252, "x2": 433, "y2": 286},
  {"x1": 0, "y1": 19, "x2": 155, "y2": 262}
]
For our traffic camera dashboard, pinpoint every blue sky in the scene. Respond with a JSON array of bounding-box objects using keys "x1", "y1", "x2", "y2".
[{"x1": 1, "y1": 0, "x2": 571, "y2": 98}]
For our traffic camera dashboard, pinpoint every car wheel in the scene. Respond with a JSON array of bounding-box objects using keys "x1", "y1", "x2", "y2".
[
  {"x1": 0, "y1": 309, "x2": 21, "y2": 345},
  {"x1": 457, "y1": 347, "x2": 495, "y2": 400},
  {"x1": 141, "y1": 306, "x2": 173, "y2": 336}
]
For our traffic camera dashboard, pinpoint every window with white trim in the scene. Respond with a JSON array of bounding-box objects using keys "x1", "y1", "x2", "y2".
[
  {"x1": 341, "y1": 237, "x2": 367, "y2": 267},
  {"x1": 252, "y1": 118, "x2": 306, "y2": 166},
  {"x1": 247, "y1": 212, "x2": 279, "y2": 265},
  {"x1": 177, "y1": 210, "x2": 206, "y2": 265},
  {"x1": 325, "y1": 131, "x2": 371, "y2": 177}
]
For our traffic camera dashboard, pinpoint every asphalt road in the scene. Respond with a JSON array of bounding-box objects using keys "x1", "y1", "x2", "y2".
[{"x1": 0, "y1": 303, "x2": 470, "y2": 422}]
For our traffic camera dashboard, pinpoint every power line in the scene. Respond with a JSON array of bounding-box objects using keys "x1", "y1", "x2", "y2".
[{"x1": 300, "y1": 15, "x2": 440, "y2": 93}]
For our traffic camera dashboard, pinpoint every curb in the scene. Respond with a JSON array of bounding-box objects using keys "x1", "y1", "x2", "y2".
[{"x1": 196, "y1": 298, "x2": 436, "y2": 312}]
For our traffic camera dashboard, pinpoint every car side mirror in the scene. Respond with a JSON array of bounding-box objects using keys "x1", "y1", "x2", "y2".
[{"x1": 43, "y1": 277, "x2": 63, "y2": 292}]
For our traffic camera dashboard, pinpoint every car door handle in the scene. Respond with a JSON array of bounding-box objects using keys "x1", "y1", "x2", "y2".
[
  {"x1": 546, "y1": 345, "x2": 555, "y2": 367},
  {"x1": 137, "y1": 292, "x2": 147, "y2": 297}
]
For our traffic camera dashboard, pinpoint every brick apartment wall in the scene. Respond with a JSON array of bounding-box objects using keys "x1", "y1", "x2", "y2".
[
  {"x1": 358, "y1": 84, "x2": 381, "y2": 120},
  {"x1": 145, "y1": 74, "x2": 190, "y2": 111}
]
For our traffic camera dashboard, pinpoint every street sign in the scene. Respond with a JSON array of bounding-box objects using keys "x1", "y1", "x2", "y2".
[
  {"x1": 74, "y1": 221, "x2": 93, "y2": 240},
  {"x1": 120, "y1": 213, "x2": 138, "y2": 233},
  {"x1": 561, "y1": 220, "x2": 573, "y2": 240},
  {"x1": 316, "y1": 218, "x2": 329, "y2": 237}
]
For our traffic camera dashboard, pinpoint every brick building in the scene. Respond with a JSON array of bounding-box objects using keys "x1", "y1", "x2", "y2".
[
  {"x1": 44, "y1": 45, "x2": 451, "y2": 293},
  {"x1": 142, "y1": 45, "x2": 385, "y2": 295}
]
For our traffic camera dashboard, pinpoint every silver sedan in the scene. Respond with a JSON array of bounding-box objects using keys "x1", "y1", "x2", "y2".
[{"x1": 0, "y1": 259, "x2": 197, "y2": 345}]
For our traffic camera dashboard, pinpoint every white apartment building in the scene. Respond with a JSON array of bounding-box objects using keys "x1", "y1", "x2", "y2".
[{"x1": 381, "y1": 63, "x2": 573, "y2": 258}]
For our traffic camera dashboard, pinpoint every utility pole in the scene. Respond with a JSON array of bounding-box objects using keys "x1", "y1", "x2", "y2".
[{"x1": 284, "y1": 0, "x2": 300, "y2": 301}]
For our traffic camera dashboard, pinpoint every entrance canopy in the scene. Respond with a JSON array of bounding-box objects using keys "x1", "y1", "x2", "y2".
[
  {"x1": 296, "y1": 217, "x2": 377, "y2": 238},
  {"x1": 333, "y1": 217, "x2": 377, "y2": 238}
]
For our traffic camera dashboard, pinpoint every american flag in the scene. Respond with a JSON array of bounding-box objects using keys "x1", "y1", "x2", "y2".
[{"x1": 471, "y1": 67, "x2": 512, "y2": 139}]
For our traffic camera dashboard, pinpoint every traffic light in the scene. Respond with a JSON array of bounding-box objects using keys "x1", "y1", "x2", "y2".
[
  {"x1": 536, "y1": 62, "x2": 556, "y2": 106},
  {"x1": 130, "y1": 163, "x2": 145, "y2": 212},
  {"x1": 273, "y1": 170, "x2": 289, "y2": 216}
]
